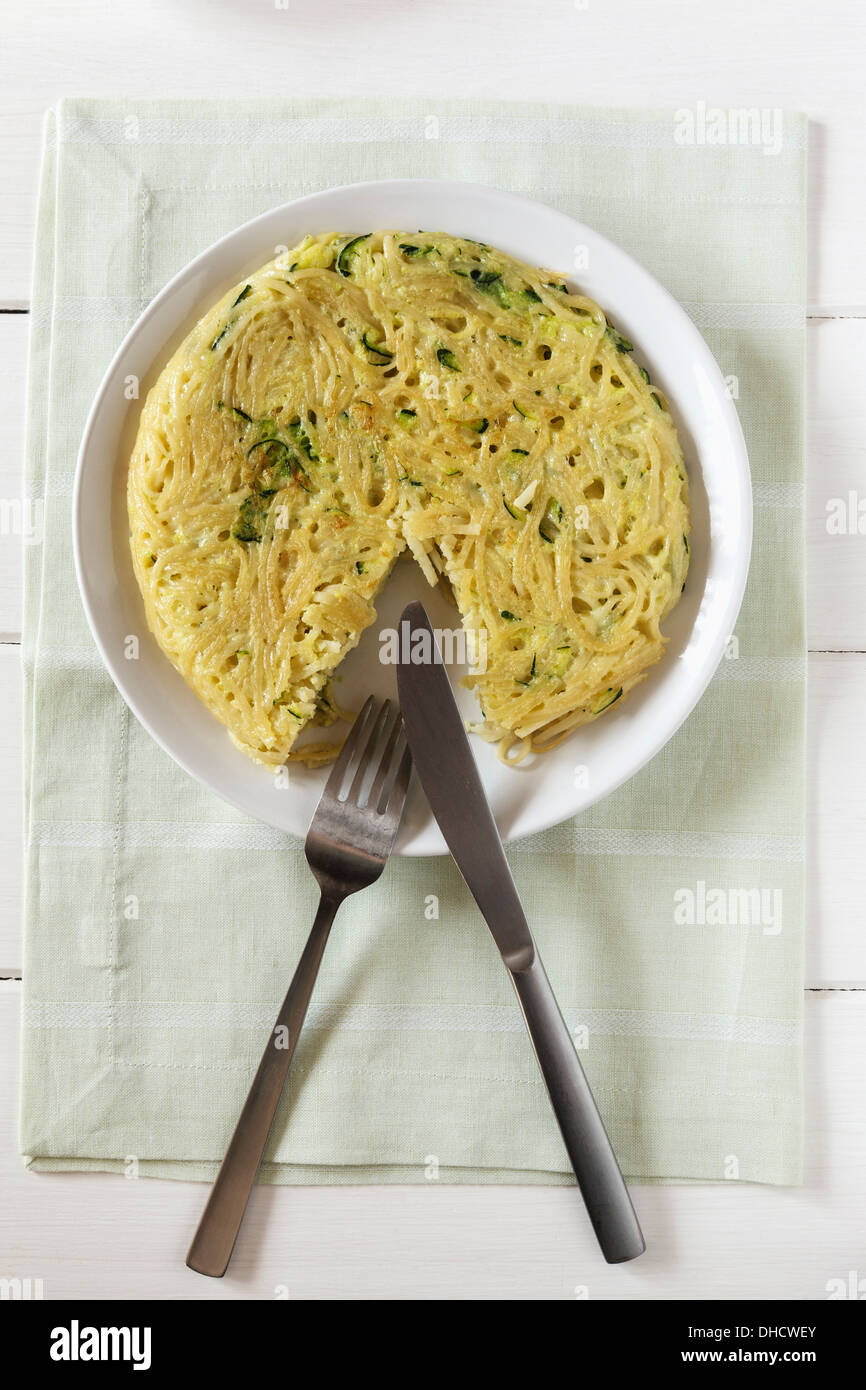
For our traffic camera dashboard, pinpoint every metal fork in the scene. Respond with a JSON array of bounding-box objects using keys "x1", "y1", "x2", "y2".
[{"x1": 186, "y1": 696, "x2": 412, "y2": 1278}]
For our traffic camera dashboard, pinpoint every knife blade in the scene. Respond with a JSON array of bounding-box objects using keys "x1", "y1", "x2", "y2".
[
  {"x1": 396, "y1": 600, "x2": 645, "y2": 1263},
  {"x1": 395, "y1": 607, "x2": 534, "y2": 971}
]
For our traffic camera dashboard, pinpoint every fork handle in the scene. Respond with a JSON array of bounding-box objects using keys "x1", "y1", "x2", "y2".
[
  {"x1": 509, "y1": 954, "x2": 645, "y2": 1264},
  {"x1": 186, "y1": 891, "x2": 341, "y2": 1277}
]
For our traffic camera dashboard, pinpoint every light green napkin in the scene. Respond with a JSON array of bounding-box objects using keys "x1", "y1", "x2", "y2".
[{"x1": 20, "y1": 99, "x2": 806, "y2": 1185}]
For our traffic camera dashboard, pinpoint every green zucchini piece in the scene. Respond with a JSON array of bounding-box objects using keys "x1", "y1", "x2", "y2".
[
  {"x1": 550, "y1": 646, "x2": 573, "y2": 679},
  {"x1": 469, "y1": 268, "x2": 510, "y2": 308},
  {"x1": 516, "y1": 654, "x2": 537, "y2": 686},
  {"x1": 247, "y1": 437, "x2": 300, "y2": 467},
  {"x1": 273, "y1": 693, "x2": 304, "y2": 717},
  {"x1": 287, "y1": 420, "x2": 319, "y2": 461},
  {"x1": 593, "y1": 687, "x2": 623, "y2": 714},
  {"x1": 246, "y1": 437, "x2": 305, "y2": 493},
  {"x1": 231, "y1": 493, "x2": 271, "y2": 543},
  {"x1": 605, "y1": 324, "x2": 634, "y2": 354},
  {"x1": 210, "y1": 322, "x2": 231, "y2": 352},
  {"x1": 361, "y1": 330, "x2": 393, "y2": 362},
  {"x1": 217, "y1": 402, "x2": 252, "y2": 424},
  {"x1": 539, "y1": 498, "x2": 563, "y2": 543},
  {"x1": 337, "y1": 234, "x2": 369, "y2": 277},
  {"x1": 437, "y1": 346, "x2": 460, "y2": 371}
]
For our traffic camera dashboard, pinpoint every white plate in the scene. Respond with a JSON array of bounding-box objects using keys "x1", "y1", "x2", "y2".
[{"x1": 74, "y1": 179, "x2": 751, "y2": 856}]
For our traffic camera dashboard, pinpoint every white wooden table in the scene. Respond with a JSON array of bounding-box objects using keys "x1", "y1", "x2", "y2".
[{"x1": 1, "y1": 0, "x2": 864, "y2": 1301}]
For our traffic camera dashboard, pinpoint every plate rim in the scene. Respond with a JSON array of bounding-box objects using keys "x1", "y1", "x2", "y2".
[{"x1": 73, "y1": 176, "x2": 752, "y2": 856}]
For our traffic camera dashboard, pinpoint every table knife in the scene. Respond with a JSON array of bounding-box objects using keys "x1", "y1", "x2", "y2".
[{"x1": 396, "y1": 600, "x2": 645, "y2": 1264}]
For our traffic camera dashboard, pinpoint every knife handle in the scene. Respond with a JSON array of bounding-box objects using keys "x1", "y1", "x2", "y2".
[{"x1": 510, "y1": 955, "x2": 645, "y2": 1263}]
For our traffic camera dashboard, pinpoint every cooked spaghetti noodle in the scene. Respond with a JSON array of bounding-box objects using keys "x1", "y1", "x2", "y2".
[{"x1": 128, "y1": 231, "x2": 689, "y2": 766}]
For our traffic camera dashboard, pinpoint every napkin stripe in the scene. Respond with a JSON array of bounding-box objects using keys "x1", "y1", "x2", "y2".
[
  {"x1": 31, "y1": 819, "x2": 802, "y2": 862},
  {"x1": 751, "y1": 482, "x2": 805, "y2": 509},
  {"x1": 713, "y1": 657, "x2": 804, "y2": 682},
  {"x1": 23, "y1": 999, "x2": 797, "y2": 1047},
  {"x1": 60, "y1": 110, "x2": 808, "y2": 156}
]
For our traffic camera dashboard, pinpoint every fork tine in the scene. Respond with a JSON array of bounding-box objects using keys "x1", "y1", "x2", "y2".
[
  {"x1": 382, "y1": 742, "x2": 412, "y2": 821},
  {"x1": 307, "y1": 696, "x2": 412, "y2": 876},
  {"x1": 346, "y1": 698, "x2": 392, "y2": 804},
  {"x1": 321, "y1": 694, "x2": 378, "y2": 800},
  {"x1": 367, "y1": 706, "x2": 404, "y2": 810}
]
